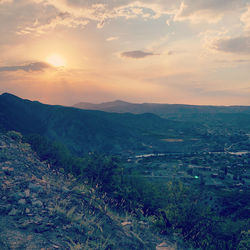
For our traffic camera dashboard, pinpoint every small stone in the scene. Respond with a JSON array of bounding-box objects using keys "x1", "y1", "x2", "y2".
[
  {"x1": 3, "y1": 167, "x2": 14, "y2": 176},
  {"x1": 62, "y1": 186, "x2": 70, "y2": 193},
  {"x1": 156, "y1": 242, "x2": 170, "y2": 250},
  {"x1": 32, "y1": 200, "x2": 43, "y2": 207},
  {"x1": 18, "y1": 199, "x2": 26, "y2": 205},
  {"x1": 10, "y1": 192, "x2": 24, "y2": 202},
  {"x1": 35, "y1": 224, "x2": 50, "y2": 233},
  {"x1": 18, "y1": 220, "x2": 31, "y2": 229},
  {"x1": 121, "y1": 221, "x2": 132, "y2": 226},
  {"x1": 4, "y1": 180, "x2": 11, "y2": 186},
  {"x1": 25, "y1": 208, "x2": 30, "y2": 213},
  {"x1": 138, "y1": 221, "x2": 148, "y2": 225},
  {"x1": 31, "y1": 193, "x2": 37, "y2": 198},
  {"x1": 8, "y1": 208, "x2": 18, "y2": 216},
  {"x1": 24, "y1": 189, "x2": 30, "y2": 197},
  {"x1": 28, "y1": 183, "x2": 44, "y2": 193},
  {"x1": 0, "y1": 204, "x2": 11, "y2": 214}
]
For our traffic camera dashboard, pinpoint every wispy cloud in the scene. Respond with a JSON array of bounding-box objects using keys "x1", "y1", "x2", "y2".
[
  {"x1": 175, "y1": 0, "x2": 246, "y2": 23},
  {"x1": 241, "y1": 5, "x2": 250, "y2": 32},
  {"x1": 121, "y1": 50, "x2": 156, "y2": 59},
  {"x1": 0, "y1": 62, "x2": 52, "y2": 72},
  {"x1": 106, "y1": 36, "x2": 119, "y2": 42},
  {"x1": 1, "y1": 0, "x2": 249, "y2": 39}
]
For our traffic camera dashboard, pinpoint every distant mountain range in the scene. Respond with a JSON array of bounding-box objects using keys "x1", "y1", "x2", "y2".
[
  {"x1": 1, "y1": 93, "x2": 250, "y2": 155},
  {"x1": 73, "y1": 100, "x2": 250, "y2": 118},
  {"x1": 0, "y1": 93, "x2": 202, "y2": 155},
  {"x1": 73, "y1": 100, "x2": 250, "y2": 134}
]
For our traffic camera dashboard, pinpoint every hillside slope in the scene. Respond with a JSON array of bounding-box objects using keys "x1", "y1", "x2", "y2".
[
  {"x1": 0, "y1": 93, "x2": 203, "y2": 155},
  {"x1": 73, "y1": 99, "x2": 250, "y2": 143},
  {"x1": 0, "y1": 133, "x2": 176, "y2": 249}
]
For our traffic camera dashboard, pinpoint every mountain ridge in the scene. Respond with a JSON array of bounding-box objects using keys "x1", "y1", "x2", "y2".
[
  {"x1": 0, "y1": 93, "x2": 201, "y2": 155},
  {"x1": 73, "y1": 99, "x2": 250, "y2": 116}
]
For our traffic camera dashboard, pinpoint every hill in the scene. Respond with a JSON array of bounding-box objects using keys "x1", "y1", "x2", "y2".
[
  {"x1": 0, "y1": 132, "x2": 176, "y2": 249},
  {"x1": 73, "y1": 99, "x2": 250, "y2": 150},
  {"x1": 73, "y1": 100, "x2": 250, "y2": 117},
  {"x1": 0, "y1": 93, "x2": 205, "y2": 155}
]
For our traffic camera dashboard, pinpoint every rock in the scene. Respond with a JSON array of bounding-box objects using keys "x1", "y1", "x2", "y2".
[
  {"x1": 18, "y1": 199, "x2": 26, "y2": 205},
  {"x1": 62, "y1": 186, "x2": 70, "y2": 194},
  {"x1": 138, "y1": 221, "x2": 148, "y2": 225},
  {"x1": 18, "y1": 220, "x2": 32, "y2": 229},
  {"x1": 28, "y1": 183, "x2": 44, "y2": 193},
  {"x1": 35, "y1": 223, "x2": 53, "y2": 233},
  {"x1": 121, "y1": 221, "x2": 132, "y2": 226},
  {"x1": 156, "y1": 242, "x2": 175, "y2": 250},
  {"x1": 24, "y1": 189, "x2": 30, "y2": 197},
  {"x1": 10, "y1": 192, "x2": 24, "y2": 202},
  {"x1": 3, "y1": 167, "x2": 14, "y2": 176},
  {"x1": 32, "y1": 200, "x2": 43, "y2": 207},
  {"x1": 25, "y1": 208, "x2": 30, "y2": 213},
  {"x1": 0, "y1": 204, "x2": 11, "y2": 214},
  {"x1": 8, "y1": 208, "x2": 18, "y2": 216}
]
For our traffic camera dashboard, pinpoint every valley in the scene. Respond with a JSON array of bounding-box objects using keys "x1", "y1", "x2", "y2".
[{"x1": 0, "y1": 93, "x2": 249, "y2": 249}]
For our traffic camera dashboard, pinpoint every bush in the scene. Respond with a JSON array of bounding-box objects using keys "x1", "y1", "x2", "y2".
[
  {"x1": 23, "y1": 133, "x2": 250, "y2": 250},
  {"x1": 238, "y1": 230, "x2": 250, "y2": 250},
  {"x1": 6, "y1": 130, "x2": 23, "y2": 142}
]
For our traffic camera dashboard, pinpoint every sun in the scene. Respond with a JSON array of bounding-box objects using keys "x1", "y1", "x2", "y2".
[{"x1": 46, "y1": 54, "x2": 66, "y2": 67}]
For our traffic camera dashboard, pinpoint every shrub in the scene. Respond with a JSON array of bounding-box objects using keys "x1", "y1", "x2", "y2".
[{"x1": 7, "y1": 130, "x2": 23, "y2": 142}]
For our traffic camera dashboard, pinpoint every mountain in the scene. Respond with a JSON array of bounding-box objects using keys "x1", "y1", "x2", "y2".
[
  {"x1": 0, "y1": 132, "x2": 174, "y2": 249},
  {"x1": 74, "y1": 100, "x2": 131, "y2": 111},
  {"x1": 73, "y1": 100, "x2": 250, "y2": 118},
  {"x1": 73, "y1": 100, "x2": 250, "y2": 134},
  {"x1": 0, "y1": 93, "x2": 202, "y2": 155}
]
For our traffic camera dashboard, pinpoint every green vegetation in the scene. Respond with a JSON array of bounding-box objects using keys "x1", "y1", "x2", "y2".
[
  {"x1": 6, "y1": 130, "x2": 23, "y2": 142},
  {"x1": 0, "y1": 93, "x2": 249, "y2": 249},
  {"x1": 23, "y1": 133, "x2": 249, "y2": 249}
]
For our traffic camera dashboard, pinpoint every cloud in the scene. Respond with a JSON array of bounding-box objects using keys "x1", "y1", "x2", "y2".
[
  {"x1": 121, "y1": 50, "x2": 156, "y2": 59},
  {"x1": 241, "y1": 5, "x2": 250, "y2": 32},
  {"x1": 175, "y1": 0, "x2": 246, "y2": 23},
  {"x1": 211, "y1": 36, "x2": 250, "y2": 54},
  {"x1": 1, "y1": 0, "x2": 247, "y2": 40},
  {"x1": 0, "y1": 0, "x2": 175, "y2": 36},
  {"x1": 0, "y1": 0, "x2": 12, "y2": 4},
  {"x1": 0, "y1": 62, "x2": 52, "y2": 72},
  {"x1": 106, "y1": 36, "x2": 119, "y2": 41}
]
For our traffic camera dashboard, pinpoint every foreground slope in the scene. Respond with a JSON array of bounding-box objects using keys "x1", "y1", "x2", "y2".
[{"x1": 0, "y1": 133, "x2": 173, "y2": 249}]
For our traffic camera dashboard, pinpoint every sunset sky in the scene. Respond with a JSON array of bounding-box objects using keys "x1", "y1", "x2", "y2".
[{"x1": 0, "y1": 0, "x2": 250, "y2": 105}]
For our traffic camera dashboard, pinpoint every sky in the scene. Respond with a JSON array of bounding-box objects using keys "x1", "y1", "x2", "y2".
[{"x1": 0, "y1": 0, "x2": 250, "y2": 106}]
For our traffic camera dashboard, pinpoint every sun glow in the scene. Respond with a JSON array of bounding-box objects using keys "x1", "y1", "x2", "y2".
[{"x1": 46, "y1": 54, "x2": 66, "y2": 67}]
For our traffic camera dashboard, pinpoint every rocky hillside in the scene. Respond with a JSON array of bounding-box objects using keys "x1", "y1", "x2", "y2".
[{"x1": 0, "y1": 133, "x2": 177, "y2": 249}]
